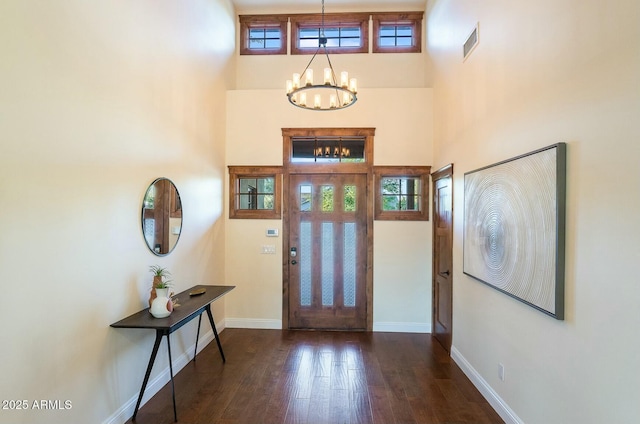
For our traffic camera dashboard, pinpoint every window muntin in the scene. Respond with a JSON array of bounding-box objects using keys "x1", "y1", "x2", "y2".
[
  {"x1": 291, "y1": 13, "x2": 369, "y2": 54},
  {"x1": 239, "y1": 15, "x2": 288, "y2": 55},
  {"x1": 374, "y1": 166, "x2": 431, "y2": 221},
  {"x1": 229, "y1": 166, "x2": 282, "y2": 219},
  {"x1": 372, "y1": 12, "x2": 423, "y2": 53}
]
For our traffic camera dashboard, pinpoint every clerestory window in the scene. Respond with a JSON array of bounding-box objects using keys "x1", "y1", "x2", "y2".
[
  {"x1": 239, "y1": 15, "x2": 288, "y2": 55},
  {"x1": 290, "y1": 13, "x2": 369, "y2": 54},
  {"x1": 372, "y1": 12, "x2": 423, "y2": 53}
]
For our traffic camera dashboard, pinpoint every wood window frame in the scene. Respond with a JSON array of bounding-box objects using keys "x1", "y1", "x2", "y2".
[
  {"x1": 228, "y1": 166, "x2": 283, "y2": 219},
  {"x1": 239, "y1": 15, "x2": 289, "y2": 55},
  {"x1": 290, "y1": 13, "x2": 370, "y2": 55},
  {"x1": 372, "y1": 12, "x2": 423, "y2": 53},
  {"x1": 373, "y1": 166, "x2": 431, "y2": 220}
]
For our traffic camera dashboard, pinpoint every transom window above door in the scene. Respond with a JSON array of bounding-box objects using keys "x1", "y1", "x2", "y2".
[
  {"x1": 282, "y1": 128, "x2": 374, "y2": 172},
  {"x1": 291, "y1": 136, "x2": 366, "y2": 163}
]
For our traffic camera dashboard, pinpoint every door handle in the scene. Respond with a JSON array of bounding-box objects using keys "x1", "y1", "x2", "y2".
[
  {"x1": 291, "y1": 260, "x2": 297, "y2": 265},
  {"x1": 440, "y1": 270, "x2": 450, "y2": 276}
]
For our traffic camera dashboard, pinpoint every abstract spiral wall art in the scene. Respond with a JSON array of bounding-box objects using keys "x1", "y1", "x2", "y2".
[{"x1": 463, "y1": 143, "x2": 566, "y2": 319}]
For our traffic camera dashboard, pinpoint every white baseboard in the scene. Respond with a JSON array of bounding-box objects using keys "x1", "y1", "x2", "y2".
[
  {"x1": 224, "y1": 317, "x2": 282, "y2": 329},
  {"x1": 372, "y1": 321, "x2": 431, "y2": 333},
  {"x1": 102, "y1": 321, "x2": 225, "y2": 424},
  {"x1": 450, "y1": 346, "x2": 523, "y2": 424}
]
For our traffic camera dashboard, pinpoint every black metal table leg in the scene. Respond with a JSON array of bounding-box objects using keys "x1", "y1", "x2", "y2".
[
  {"x1": 194, "y1": 314, "x2": 203, "y2": 362},
  {"x1": 205, "y1": 305, "x2": 225, "y2": 362},
  {"x1": 166, "y1": 333, "x2": 177, "y2": 422},
  {"x1": 133, "y1": 331, "x2": 163, "y2": 420}
]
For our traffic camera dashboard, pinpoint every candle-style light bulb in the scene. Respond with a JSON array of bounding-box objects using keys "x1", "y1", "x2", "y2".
[
  {"x1": 329, "y1": 94, "x2": 337, "y2": 108},
  {"x1": 292, "y1": 73, "x2": 300, "y2": 89},
  {"x1": 300, "y1": 92, "x2": 307, "y2": 106},
  {"x1": 349, "y1": 78, "x2": 357, "y2": 93},
  {"x1": 324, "y1": 68, "x2": 332, "y2": 85},
  {"x1": 340, "y1": 71, "x2": 349, "y2": 88},
  {"x1": 286, "y1": 80, "x2": 293, "y2": 94},
  {"x1": 305, "y1": 69, "x2": 314, "y2": 86},
  {"x1": 314, "y1": 94, "x2": 321, "y2": 109}
]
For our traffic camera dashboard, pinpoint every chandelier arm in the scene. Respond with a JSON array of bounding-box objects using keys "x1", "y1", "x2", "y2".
[
  {"x1": 323, "y1": 47, "x2": 339, "y2": 85},
  {"x1": 299, "y1": 46, "x2": 323, "y2": 78}
]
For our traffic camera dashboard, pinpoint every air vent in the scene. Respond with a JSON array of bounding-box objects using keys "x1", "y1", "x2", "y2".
[{"x1": 463, "y1": 23, "x2": 479, "y2": 60}]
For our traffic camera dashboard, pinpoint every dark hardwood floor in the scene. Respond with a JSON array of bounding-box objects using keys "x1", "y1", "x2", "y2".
[{"x1": 127, "y1": 329, "x2": 503, "y2": 424}]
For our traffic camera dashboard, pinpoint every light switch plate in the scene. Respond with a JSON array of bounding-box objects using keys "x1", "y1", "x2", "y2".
[{"x1": 261, "y1": 245, "x2": 276, "y2": 254}]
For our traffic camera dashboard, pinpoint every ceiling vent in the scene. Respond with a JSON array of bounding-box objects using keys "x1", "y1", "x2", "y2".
[{"x1": 463, "y1": 23, "x2": 479, "y2": 60}]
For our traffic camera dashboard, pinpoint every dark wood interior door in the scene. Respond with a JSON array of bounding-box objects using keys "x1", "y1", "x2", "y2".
[
  {"x1": 288, "y1": 174, "x2": 367, "y2": 330},
  {"x1": 432, "y1": 165, "x2": 453, "y2": 352}
]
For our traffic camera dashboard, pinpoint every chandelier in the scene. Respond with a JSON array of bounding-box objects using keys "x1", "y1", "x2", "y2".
[{"x1": 285, "y1": 0, "x2": 358, "y2": 111}]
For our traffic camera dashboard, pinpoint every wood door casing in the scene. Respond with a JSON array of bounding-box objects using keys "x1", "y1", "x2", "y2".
[
  {"x1": 288, "y1": 174, "x2": 368, "y2": 330},
  {"x1": 432, "y1": 165, "x2": 453, "y2": 352}
]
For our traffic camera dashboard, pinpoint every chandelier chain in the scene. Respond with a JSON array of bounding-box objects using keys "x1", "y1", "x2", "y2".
[{"x1": 321, "y1": 0, "x2": 325, "y2": 38}]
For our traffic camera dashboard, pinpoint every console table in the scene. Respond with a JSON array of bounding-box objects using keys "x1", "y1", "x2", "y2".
[{"x1": 111, "y1": 284, "x2": 235, "y2": 422}]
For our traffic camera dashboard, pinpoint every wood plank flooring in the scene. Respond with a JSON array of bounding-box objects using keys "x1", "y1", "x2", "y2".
[{"x1": 127, "y1": 329, "x2": 503, "y2": 424}]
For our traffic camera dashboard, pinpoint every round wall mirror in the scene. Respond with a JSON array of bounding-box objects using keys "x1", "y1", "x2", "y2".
[{"x1": 141, "y1": 178, "x2": 183, "y2": 256}]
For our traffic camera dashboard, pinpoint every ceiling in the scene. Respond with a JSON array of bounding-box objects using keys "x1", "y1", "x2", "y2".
[{"x1": 232, "y1": 0, "x2": 427, "y2": 13}]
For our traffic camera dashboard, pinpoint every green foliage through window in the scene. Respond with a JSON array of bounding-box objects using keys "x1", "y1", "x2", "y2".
[
  {"x1": 344, "y1": 185, "x2": 356, "y2": 211},
  {"x1": 381, "y1": 177, "x2": 421, "y2": 211}
]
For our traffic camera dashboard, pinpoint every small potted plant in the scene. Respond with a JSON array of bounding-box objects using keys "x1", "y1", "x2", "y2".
[{"x1": 148, "y1": 265, "x2": 172, "y2": 307}]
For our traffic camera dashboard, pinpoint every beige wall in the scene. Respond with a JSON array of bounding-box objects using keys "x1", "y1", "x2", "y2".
[
  {"x1": 427, "y1": 0, "x2": 640, "y2": 423},
  {"x1": 0, "y1": 1, "x2": 235, "y2": 423},
  {"x1": 225, "y1": 88, "x2": 433, "y2": 331}
]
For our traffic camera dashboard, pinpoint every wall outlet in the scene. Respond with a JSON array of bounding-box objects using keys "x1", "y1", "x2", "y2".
[{"x1": 498, "y1": 363, "x2": 505, "y2": 381}]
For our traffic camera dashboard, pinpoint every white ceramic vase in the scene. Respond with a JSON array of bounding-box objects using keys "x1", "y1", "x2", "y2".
[{"x1": 150, "y1": 288, "x2": 172, "y2": 318}]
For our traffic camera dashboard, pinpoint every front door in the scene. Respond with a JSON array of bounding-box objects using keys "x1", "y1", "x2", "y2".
[
  {"x1": 288, "y1": 173, "x2": 367, "y2": 330},
  {"x1": 432, "y1": 165, "x2": 453, "y2": 352}
]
